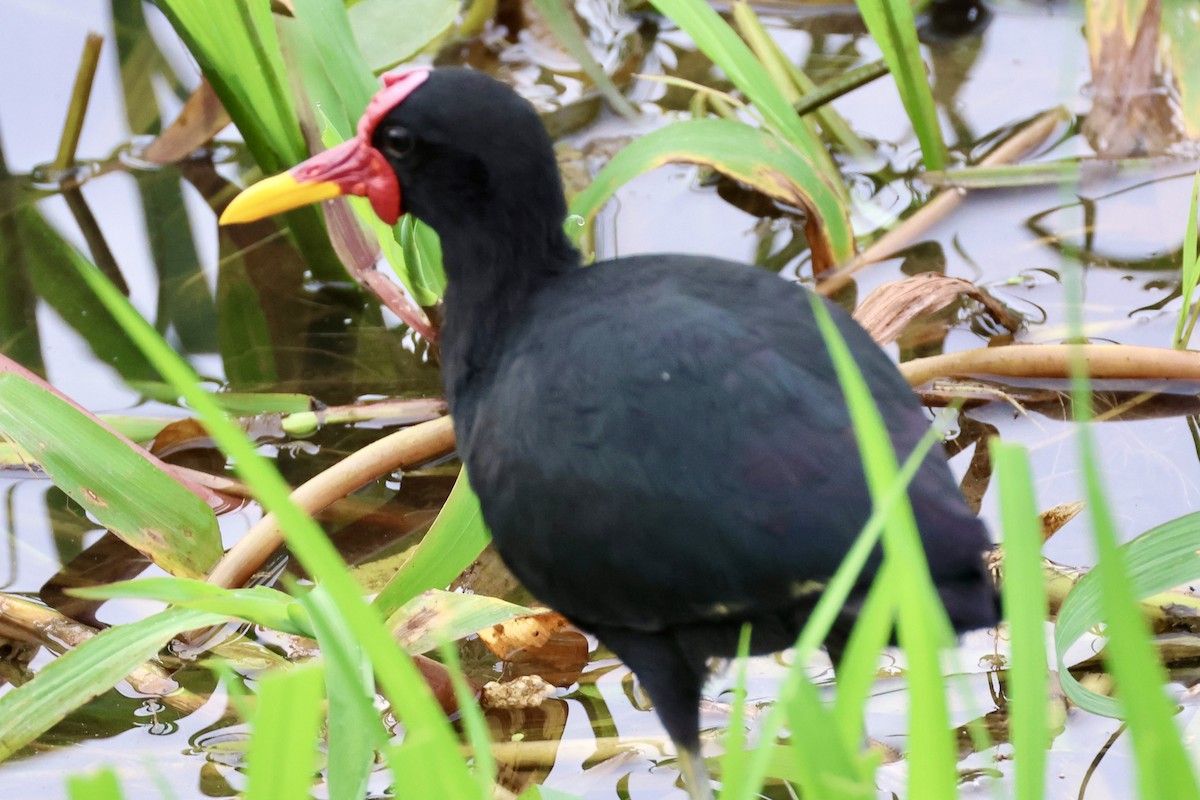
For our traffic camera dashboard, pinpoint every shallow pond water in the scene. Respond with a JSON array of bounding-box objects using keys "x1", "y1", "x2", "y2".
[{"x1": 2, "y1": 0, "x2": 1200, "y2": 798}]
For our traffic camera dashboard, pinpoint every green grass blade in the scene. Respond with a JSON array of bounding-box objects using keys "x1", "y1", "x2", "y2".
[
  {"x1": 829, "y1": 564, "x2": 896, "y2": 750},
  {"x1": 373, "y1": 469, "x2": 491, "y2": 618},
  {"x1": 646, "y1": 0, "x2": 846, "y2": 193},
  {"x1": 439, "y1": 639, "x2": 495, "y2": 799},
  {"x1": 10, "y1": 206, "x2": 155, "y2": 381},
  {"x1": 290, "y1": 0, "x2": 377, "y2": 133},
  {"x1": 809, "y1": 294, "x2": 956, "y2": 800},
  {"x1": 1174, "y1": 172, "x2": 1200, "y2": 348},
  {"x1": 731, "y1": 411, "x2": 948, "y2": 795},
  {"x1": 71, "y1": 578, "x2": 306, "y2": 635},
  {"x1": 992, "y1": 441, "x2": 1048, "y2": 800},
  {"x1": 303, "y1": 586, "x2": 386, "y2": 800},
  {"x1": 717, "y1": 625, "x2": 754, "y2": 796},
  {"x1": 244, "y1": 661, "x2": 326, "y2": 800},
  {"x1": 782, "y1": 671, "x2": 875, "y2": 800},
  {"x1": 65, "y1": 208, "x2": 478, "y2": 794},
  {"x1": 853, "y1": 0, "x2": 946, "y2": 170},
  {"x1": 152, "y1": 0, "x2": 304, "y2": 171},
  {"x1": 569, "y1": 118, "x2": 853, "y2": 266},
  {"x1": 0, "y1": 371, "x2": 220, "y2": 577},
  {"x1": 0, "y1": 607, "x2": 226, "y2": 761},
  {"x1": 66, "y1": 767, "x2": 126, "y2": 800},
  {"x1": 1073, "y1": 431, "x2": 1200, "y2": 797},
  {"x1": 1061, "y1": 220, "x2": 1200, "y2": 796}
]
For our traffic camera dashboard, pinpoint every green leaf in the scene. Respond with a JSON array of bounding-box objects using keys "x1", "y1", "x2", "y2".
[
  {"x1": 809, "y1": 294, "x2": 957, "y2": 800},
  {"x1": 245, "y1": 662, "x2": 326, "y2": 800},
  {"x1": 783, "y1": 670, "x2": 876, "y2": 799},
  {"x1": 71, "y1": 578, "x2": 307, "y2": 636},
  {"x1": 66, "y1": 767, "x2": 126, "y2": 800},
  {"x1": 303, "y1": 586, "x2": 385, "y2": 800},
  {"x1": 152, "y1": 0, "x2": 305, "y2": 171},
  {"x1": 646, "y1": 0, "x2": 845, "y2": 190},
  {"x1": 291, "y1": 0, "x2": 377, "y2": 128},
  {"x1": 1174, "y1": 171, "x2": 1200, "y2": 348},
  {"x1": 349, "y1": 0, "x2": 458, "y2": 72},
  {"x1": 1055, "y1": 510, "x2": 1200, "y2": 720},
  {"x1": 569, "y1": 119, "x2": 853, "y2": 267},
  {"x1": 854, "y1": 0, "x2": 946, "y2": 170},
  {"x1": 993, "y1": 441, "x2": 1049, "y2": 800},
  {"x1": 0, "y1": 607, "x2": 226, "y2": 761},
  {"x1": 373, "y1": 469, "x2": 491, "y2": 618},
  {"x1": 390, "y1": 589, "x2": 532, "y2": 654},
  {"x1": 1062, "y1": 299, "x2": 1200, "y2": 797},
  {"x1": 399, "y1": 216, "x2": 448, "y2": 306},
  {"x1": 0, "y1": 372, "x2": 220, "y2": 578},
  {"x1": 7, "y1": 206, "x2": 155, "y2": 381},
  {"x1": 66, "y1": 170, "x2": 475, "y2": 792},
  {"x1": 439, "y1": 639, "x2": 495, "y2": 798}
]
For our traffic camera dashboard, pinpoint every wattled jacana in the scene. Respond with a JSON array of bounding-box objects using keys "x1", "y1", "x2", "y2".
[{"x1": 221, "y1": 67, "x2": 998, "y2": 799}]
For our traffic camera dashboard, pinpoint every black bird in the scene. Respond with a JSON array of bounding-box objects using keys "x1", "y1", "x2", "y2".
[{"x1": 221, "y1": 67, "x2": 998, "y2": 798}]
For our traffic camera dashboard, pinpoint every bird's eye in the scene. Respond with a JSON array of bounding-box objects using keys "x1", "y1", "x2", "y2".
[{"x1": 382, "y1": 126, "x2": 416, "y2": 159}]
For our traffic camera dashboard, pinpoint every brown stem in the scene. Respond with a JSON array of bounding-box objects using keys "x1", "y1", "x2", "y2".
[
  {"x1": 899, "y1": 343, "x2": 1200, "y2": 388},
  {"x1": 206, "y1": 416, "x2": 456, "y2": 589}
]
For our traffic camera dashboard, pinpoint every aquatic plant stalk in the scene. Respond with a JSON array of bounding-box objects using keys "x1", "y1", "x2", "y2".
[
  {"x1": 206, "y1": 416, "x2": 455, "y2": 590},
  {"x1": 898, "y1": 343, "x2": 1200, "y2": 387},
  {"x1": 53, "y1": 34, "x2": 104, "y2": 171}
]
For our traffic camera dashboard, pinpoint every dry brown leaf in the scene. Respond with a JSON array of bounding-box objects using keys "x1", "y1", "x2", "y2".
[
  {"x1": 480, "y1": 612, "x2": 573, "y2": 661},
  {"x1": 853, "y1": 272, "x2": 1018, "y2": 346},
  {"x1": 413, "y1": 653, "x2": 460, "y2": 716},
  {"x1": 1084, "y1": 0, "x2": 1180, "y2": 157},
  {"x1": 1040, "y1": 500, "x2": 1084, "y2": 542},
  {"x1": 143, "y1": 79, "x2": 232, "y2": 165},
  {"x1": 480, "y1": 612, "x2": 589, "y2": 687}
]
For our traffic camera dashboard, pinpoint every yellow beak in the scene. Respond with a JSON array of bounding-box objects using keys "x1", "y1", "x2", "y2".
[{"x1": 219, "y1": 173, "x2": 344, "y2": 225}]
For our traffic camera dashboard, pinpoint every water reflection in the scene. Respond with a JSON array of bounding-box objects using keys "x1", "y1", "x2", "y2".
[{"x1": 3, "y1": 1, "x2": 1200, "y2": 798}]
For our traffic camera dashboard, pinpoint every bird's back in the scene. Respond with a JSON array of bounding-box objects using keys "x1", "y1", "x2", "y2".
[{"x1": 453, "y1": 253, "x2": 997, "y2": 649}]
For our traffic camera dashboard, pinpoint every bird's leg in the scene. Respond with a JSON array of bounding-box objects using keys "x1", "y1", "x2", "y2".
[
  {"x1": 590, "y1": 626, "x2": 715, "y2": 798},
  {"x1": 677, "y1": 745, "x2": 716, "y2": 800}
]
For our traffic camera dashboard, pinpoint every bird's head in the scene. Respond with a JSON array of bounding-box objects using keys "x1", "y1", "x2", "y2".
[{"x1": 220, "y1": 68, "x2": 567, "y2": 239}]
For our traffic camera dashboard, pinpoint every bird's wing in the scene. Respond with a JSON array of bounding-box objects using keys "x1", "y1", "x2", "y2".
[{"x1": 463, "y1": 257, "x2": 986, "y2": 633}]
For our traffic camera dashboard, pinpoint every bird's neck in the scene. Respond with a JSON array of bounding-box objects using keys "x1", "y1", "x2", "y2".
[{"x1": 436, "y1": 218, "x2": 580, "y2": 409}]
